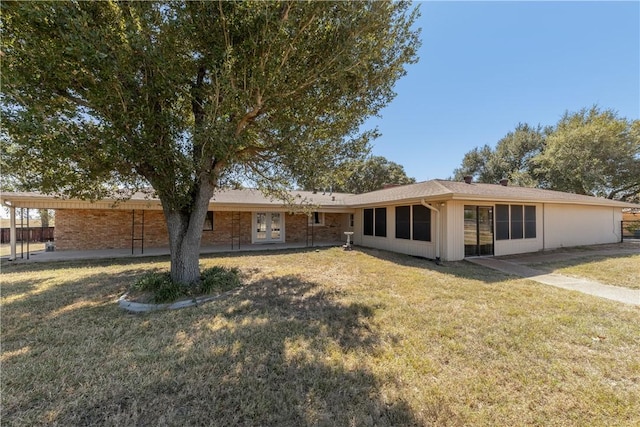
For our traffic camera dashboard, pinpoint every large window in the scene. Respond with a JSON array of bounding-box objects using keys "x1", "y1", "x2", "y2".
[
  {"x1": 374, "y1": 208, "x2": 387, "y2": 237},
  {"x1": 363, "y1": 209, "x2": 374, "y2": 236},
  {"x1": 394, "y1": 205, "x2": 431, "y2": 242},
  {"x1": 495, "y1": 205, "x2": 509, "y2": 240},
  {"x1": 495, "y1": 204, "x2": 536, "y2": 241},
  {"x1": 364, "y1": 208, "x2": 387, "y2": 237},
  {"x1": 511, "y1": 205, "x2": 524, "y2": 239},
  {"x1": 412, "y1": 205, "x2": 431, "y2": 241},
  {"x1": 395, "y1": 206, "x2": 411, "y2": 239},
  {"x1": 524, "y1": 205, "x2": 536, "y2": 238}
]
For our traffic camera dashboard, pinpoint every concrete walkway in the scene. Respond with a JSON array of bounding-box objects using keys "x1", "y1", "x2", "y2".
[
  {"x1": 2, "y1": 241, "x2": 342, "y2": 264},
  {"x1": 467, "y1": 256, "x2": 640, "y2": 306}
]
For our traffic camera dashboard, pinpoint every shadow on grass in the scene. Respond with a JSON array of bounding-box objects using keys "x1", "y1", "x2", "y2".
[
  {"x1": 353, "y1": 245, "x2": 514, "y2": 284},
  {"x1": 2, "y1": 271, "x2": 423, "y2": 425}
]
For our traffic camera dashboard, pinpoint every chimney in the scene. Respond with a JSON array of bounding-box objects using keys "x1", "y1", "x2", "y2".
[
  {"x1": 463, "y1": 175, "x2": 473, "y2": 184},
  {"x1": 499, "y1": 179, "x2": 508, "y2": 187}
]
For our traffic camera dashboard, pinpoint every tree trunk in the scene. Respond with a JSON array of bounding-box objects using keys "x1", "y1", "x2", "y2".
[{"x1": 162, "y1": 181, "x2": 214, "y2": 285}]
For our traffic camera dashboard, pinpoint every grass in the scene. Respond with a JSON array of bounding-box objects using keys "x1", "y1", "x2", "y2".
[
  {"x1": 523, "y1": 252, "x2": 640, "y2": 290},
  {"x1": 0, "y1": 243, "x2": 46, "y2": 257},
  {"x1": 2, "y1": 247, "x2": 639, "y2": 426}
]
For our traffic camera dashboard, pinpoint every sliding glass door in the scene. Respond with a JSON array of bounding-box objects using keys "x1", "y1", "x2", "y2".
[{"x1": 464, "y1": 206, "x2": 494, "y2": 257}]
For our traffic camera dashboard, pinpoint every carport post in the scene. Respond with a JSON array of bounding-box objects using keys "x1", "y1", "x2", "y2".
[{"x1": 9, "y1": 205, "x2": 16, "y2": 261}]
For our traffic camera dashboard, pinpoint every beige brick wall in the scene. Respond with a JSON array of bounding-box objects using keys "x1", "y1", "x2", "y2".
[{"x1": 54, "y1": 209, "x2": 350, "y2": 250}]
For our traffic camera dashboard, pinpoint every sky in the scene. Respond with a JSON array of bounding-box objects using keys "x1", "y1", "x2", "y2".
[{"x1": 363, "y1": 1, "x2": 640, "y2": 182}]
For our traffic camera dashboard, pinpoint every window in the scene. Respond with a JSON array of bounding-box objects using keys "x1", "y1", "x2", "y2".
[
  {"x1": 525, "y1": 205, "x2": 536, "y2": 238},
  {"x1": 374, "y1": 207, "x2": 387, "y2": 237},
  {"x1": 309, "y1": 211, "x2": 324, "y2": 226},
  {"x1": 395, "y1": 206, "x2": 411, "y2": 239},
  {"x1": 511, "y1": 205, "x2": 524, "y2": 239},
  {"x1": 363, "y1": 209, "x2": 374, "y2": 236},
  {"x1": 495, "y1": 205, "x2": 509, "y2": 240},
  {"x1": 363, "y1": 208, "x2": 388, "y2": 237},
  {"x1": 203, "y1": 211, "x2": 214, "y2": 231},
  {"x1": 349, "y1": 214, "x2": 354, "y2": 228},
  {"x1": 412, "y1": 205, "x2": 431, "y2": 241},
  {"x1": 495, "y1": 204, "x2": 536, "y2": 241}
]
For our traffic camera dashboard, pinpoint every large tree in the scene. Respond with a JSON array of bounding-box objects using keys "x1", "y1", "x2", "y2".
[
  {"x1": 300, "y1": 155, "x2": 416, "y2": 194},
  {"x1": 453, "y1": 107, "x2": 640, "y2": 201},
  {"x1": 453, "y1": 123, "x2": 548, "y2": 186},
  {"x1": 2, "y1": 1, "x2": 420, "y2": 284},
  {"x1": 533, "y1": 107, "x2": 640, "y2": 200}
]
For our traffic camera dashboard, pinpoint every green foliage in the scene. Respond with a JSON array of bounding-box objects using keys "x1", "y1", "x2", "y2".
[
  {"x1": 453, "y1": 107, "x2": 640, "y2": 201},
  {"x1": 533, "y1": 107, "x2": 640, "y2": 200},
  {"x1": 131, "y1": 272, "x2": 184, "y2": 304},
  {"x1": 453, "y1": 123, "x2": 548, "y2": 186},
  {"x1": 2, "y1": 1, "x2": 420, "y2": 283},
  {"x1": 131, "y1": 266, "x2": 242, "y2": 303},
  {"x1": 200, "y1": 266, "x2": 242, "y2": 294},
  {"x1": 301, "y1": 155, "x2": 416, "y2": 193}
]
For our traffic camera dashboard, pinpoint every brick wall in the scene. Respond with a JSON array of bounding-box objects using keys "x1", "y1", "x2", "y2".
[
  {"x1": 54, "y1": 209, "x2": 350, "y2": 250},
  {"x1": 285, "y1": 212, "x2": 348, "y2": 243}
]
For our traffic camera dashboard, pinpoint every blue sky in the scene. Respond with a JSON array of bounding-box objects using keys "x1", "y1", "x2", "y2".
[{"x1": 363, "y1": 1, "x2": 640, "y2": 181}]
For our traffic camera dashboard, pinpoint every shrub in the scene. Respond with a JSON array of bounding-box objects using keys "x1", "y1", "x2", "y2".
[
  {"x1": 131, "y1": 272, "x2": 187, "y2": 303},
  {"x1": 130, "y1": 267, "x2": 242, "y2": 304},
  {"x1": 200, "y1": 266, "x2": 242, "y2": 294}
]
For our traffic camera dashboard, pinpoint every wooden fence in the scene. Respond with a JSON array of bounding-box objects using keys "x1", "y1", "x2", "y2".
[{"x1": 0, "y1": 227, "x2": 55, "y2": 244}]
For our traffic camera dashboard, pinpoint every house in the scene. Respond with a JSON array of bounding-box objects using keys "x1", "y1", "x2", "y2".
[{"x1": 1, "y1": 179, "x2": 637, "y2": 261}]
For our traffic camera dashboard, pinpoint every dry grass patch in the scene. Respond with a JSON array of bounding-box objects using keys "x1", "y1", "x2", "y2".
[
  {"x1": 525, "y1": 253, "x2": 640, "y2": 290},
  {"x1": 0, "y1": 243, "x2": 46, "y2": 257},
  {"x1": 2, "y1": 248, "x2": 639, "y2": 426}
]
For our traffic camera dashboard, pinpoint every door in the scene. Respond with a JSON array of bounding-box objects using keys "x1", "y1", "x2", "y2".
[
  {"x1": 464, "y1": 206, "x2": 494, "y2": 257},
  {"x1": 254, "y1": 212, "x2": 283, "y2": 243}
]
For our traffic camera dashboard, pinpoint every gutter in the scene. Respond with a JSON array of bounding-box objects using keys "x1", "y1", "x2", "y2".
[{"x1": 420, "y1": 199, "x2": 442, "y2": 264}]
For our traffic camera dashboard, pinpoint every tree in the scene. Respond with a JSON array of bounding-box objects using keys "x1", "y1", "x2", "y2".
[
  {"x1": 533, "y1": 107, "x2": 640, "y2": 200},
  {"x1": 453, "y1": 123, "x2": 547, "y2": 186},
  {"x1": 453, "y1": 108, "x2": 640, "y2": 202},
  {"x1": 2, "y1": 1, "x2": 420, "y2": 284},
  {"x1": 299, "y1": 155, "x2": 416, "y2": 193}
]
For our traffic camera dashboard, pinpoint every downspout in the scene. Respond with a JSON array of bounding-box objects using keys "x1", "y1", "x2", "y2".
[{"x1": 420, "y1": 199, "x2": 441, "y2": 265}]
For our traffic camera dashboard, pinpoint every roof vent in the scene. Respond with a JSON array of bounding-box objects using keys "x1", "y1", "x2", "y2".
[
  {"x1": 463, "y1": 175, "x2": 473, "y2": 184},
  {"x1": 499, "y1": 179, "x2": 508, "y2": 187}
]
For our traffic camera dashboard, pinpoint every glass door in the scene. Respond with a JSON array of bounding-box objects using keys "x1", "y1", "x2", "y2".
[
  {"x1": 464, "y1": 205, "x2": 494, "y2": 257},
  {"x1": 254, "y1": 212, "x2": 283, "y2": 243}
]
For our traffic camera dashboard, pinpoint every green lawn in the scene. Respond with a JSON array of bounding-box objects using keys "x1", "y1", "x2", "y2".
[{"x1": 2, "y1": 247, "x2": 639, "y2": 426}]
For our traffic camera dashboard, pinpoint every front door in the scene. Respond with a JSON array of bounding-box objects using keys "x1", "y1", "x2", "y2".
[
  {"x1": 464, "y1": 205, "x2": 494, "y2": 257},
  {"x1": 254, "y1": 212, "x2": 283, "y2": 243}
]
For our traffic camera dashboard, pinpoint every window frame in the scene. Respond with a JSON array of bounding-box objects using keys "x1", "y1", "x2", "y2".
[{"x1": 203, "y1": 211, "x2": 214, "y2": 231}]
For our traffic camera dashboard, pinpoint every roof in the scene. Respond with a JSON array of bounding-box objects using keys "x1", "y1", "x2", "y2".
[
  {"x1": 345, "y1": 180, "x2": 639, "y2": 208},
  {"x1": 0, "y1": 188, "x2": 354, "y2": 212},
  {"x1": 1, "y1": 180, "x2": 637, "y2": 210}
]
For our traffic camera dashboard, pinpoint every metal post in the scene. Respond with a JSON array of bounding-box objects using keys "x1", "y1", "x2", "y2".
[
  {"x1": 26, "y1": 208, "x2": 30, "y2": 260},
  {"x1": 9, "y1": 206, "x2": 16, "y2": 261}
]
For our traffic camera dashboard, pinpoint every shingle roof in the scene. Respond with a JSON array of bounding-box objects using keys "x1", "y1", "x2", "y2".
[
  {"x1": 346, "y1": 179, "x2": 638, "y2": 208},
  {"x1": 1, "y1": 181, "x2": 637, "y2": 209}
]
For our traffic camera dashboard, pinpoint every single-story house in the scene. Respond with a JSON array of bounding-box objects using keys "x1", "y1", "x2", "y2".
[{"x1": 1, "y1": 178, "x2": 637, "y2": 261}]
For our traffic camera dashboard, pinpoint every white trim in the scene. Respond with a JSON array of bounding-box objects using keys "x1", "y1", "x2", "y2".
[
  {"x1": 251, "y1": 212, "x2": 285, "y2": 243},
  {"x1": 308, "y1": 211, "x2": 325, "y2": 226}
]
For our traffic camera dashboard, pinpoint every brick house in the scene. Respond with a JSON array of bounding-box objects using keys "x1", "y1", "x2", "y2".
[{"x1": 2, "y1": 179, "x2": 637, "y2": 261}]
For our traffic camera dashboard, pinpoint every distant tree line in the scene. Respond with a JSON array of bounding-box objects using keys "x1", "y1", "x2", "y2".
[{"x1": 453, "y1": 106, "x2": 640, "y2": 202}]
